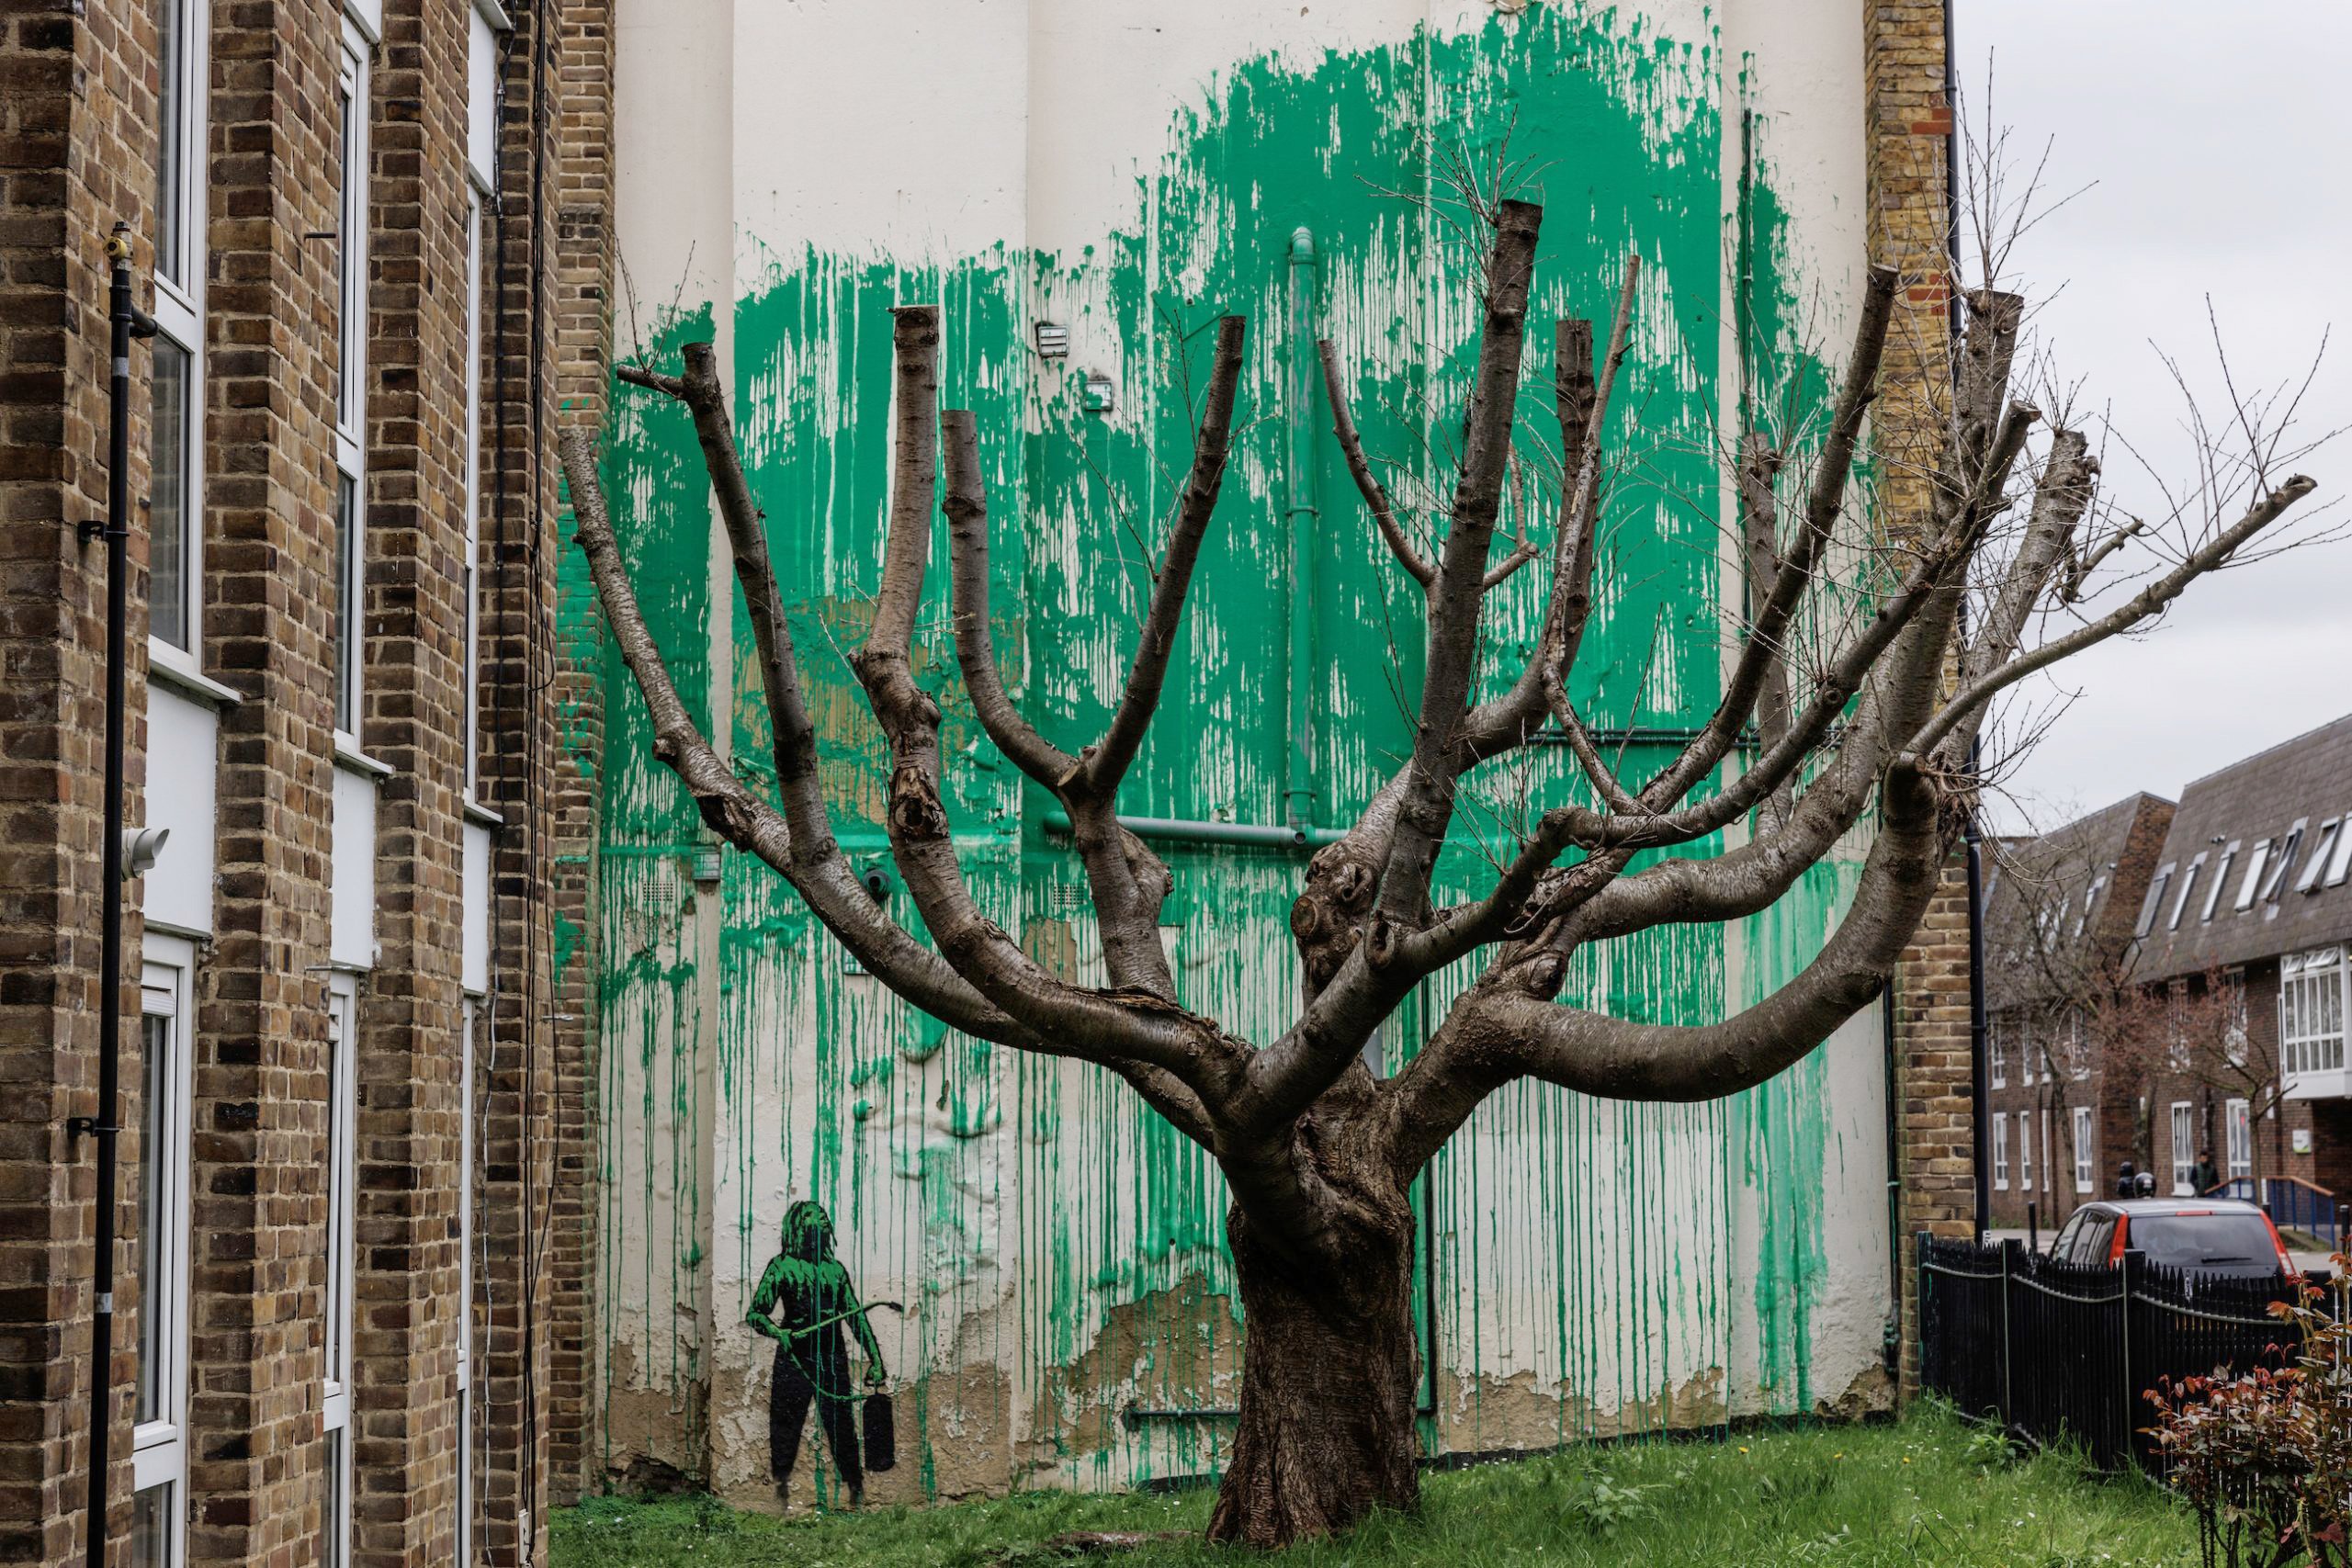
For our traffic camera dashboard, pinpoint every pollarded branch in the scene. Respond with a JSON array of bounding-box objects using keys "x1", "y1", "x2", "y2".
[{"x1": 844, "y1": 309, "x2": 1250, "y2": 1103}]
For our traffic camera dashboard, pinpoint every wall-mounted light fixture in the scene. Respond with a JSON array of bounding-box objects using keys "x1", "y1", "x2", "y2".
[{"x1": 1034, "y1": 322, "x2": 1069, "y2": 359}]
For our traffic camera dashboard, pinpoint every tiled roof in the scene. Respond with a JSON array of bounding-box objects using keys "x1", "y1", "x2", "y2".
[
  {"x1": 1983, "y1": 793, "x2": 2174, "y2": 1013},
  {"x1": 2130, "y1": 714, "x2": 2352, "y2": 982}
]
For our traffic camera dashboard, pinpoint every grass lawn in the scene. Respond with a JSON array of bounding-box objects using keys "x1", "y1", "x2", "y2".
[{"x1": 551, "y1": 1407, "x2": 2199, "y2": 1566}]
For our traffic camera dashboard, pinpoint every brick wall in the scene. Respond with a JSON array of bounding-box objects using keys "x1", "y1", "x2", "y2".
[
  {"x1": 347, "y1": 1, "x2": 477, "y2": 1564},
  {"x1": 545, "y1": 0, "x2": 614, "y2": 1510},
  {"x1": 474, "y1": 0, "x2": 588, "y2": 1556},
  {"x1": 1864, "y1": 0, "x2": 1967, "y2": 1397},
  {"x1": 0, "y1": 1, "x2": 154, "y2": 1560},
  {"x1": 187, "y1": 0, "x2": 345, "y2": 1558},
  {"x1": 2, "y1": 0, "x2": 589, "y2": 1560}
]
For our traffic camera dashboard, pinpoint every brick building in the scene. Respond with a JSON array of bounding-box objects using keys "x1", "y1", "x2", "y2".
[
  {"x1": 0, "y1": 0, "x2": 610, "y2": 1562},
  {"x1": 2130, "y1": 715, "x2": 2352, "y2": 1206},
  {"x1": 1979, "y1": 794, "x2": 2176, "y2": 1230}
]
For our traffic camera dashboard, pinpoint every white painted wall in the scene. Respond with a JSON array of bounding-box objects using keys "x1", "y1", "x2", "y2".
[
  {"x1": 608, "y1": 0, "x2": 1892, "y2": 1505},
  {"x1": 329, "y1": 766, "x2": 377, "y2": 971},
  {"x1": 142, "y1": 685, "x2": 217, "y2": 937}
]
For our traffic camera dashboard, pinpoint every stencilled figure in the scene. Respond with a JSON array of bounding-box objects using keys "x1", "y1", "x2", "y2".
[{"x1": 745, "y1": 1201, "x2": 888, "y2": 1506}]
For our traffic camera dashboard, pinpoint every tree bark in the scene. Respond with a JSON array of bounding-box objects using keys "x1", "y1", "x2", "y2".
[{"x1": 1205, "y1": 1196, "x2": 1420, "y2": 1547}]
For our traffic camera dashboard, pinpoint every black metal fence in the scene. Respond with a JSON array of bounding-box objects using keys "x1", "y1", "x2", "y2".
[{"x1": 1917, "y1": 1233, "x2": 2308, "y2": 1471}]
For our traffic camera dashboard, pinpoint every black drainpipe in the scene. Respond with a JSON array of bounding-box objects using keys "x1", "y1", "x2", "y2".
[
  {"x1": 74, "y1": 223, "x2": 156, "y2": 1568},
  {"x1": 1944, "y1": 0, "x2": 1989, "y2": 1246}
]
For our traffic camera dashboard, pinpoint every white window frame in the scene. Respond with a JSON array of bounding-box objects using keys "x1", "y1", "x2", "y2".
[
  {"x1": 322, "y1": 972, "x2": 358, "y2": 1567},
  {"x1": 2235, "y1": 840, "x2": 2271, "y2": 912},
  {"x1": 456, "y1": 995, "x2": 480, "y2": 1566},
  {"x1": 2018, "y1": 1110, "x2": 2034, "y2": 1193},
  {"x1": 2225, "y1": 1099, "x2": 2252, "y2": 1180},
  {"x1": 147, "y1": 0, "x2": 209, "y2": 680},
  {"x1": 2327, "y1": 816, "x2": 2352, "y2": 888},
  {"x1": 2263, "y1": 819, "x2": 2309, "y2": 906},
  {"x1": 2167, "y1": 853, "x2": 2205, "y2": 931},
  {"x1": 461, "y1": 185, "x2": 485, "y2": 801},
  {"x1": 1992, "y1": 1112, "x2": 2010, "y2": 1190},
  {"x1": 2041, "y1": 1108, "x2": 2052, "y2": 1203},
  {"x1": 2204, "y1": 841, "x2": 2240, "y2": 922},
  {"x1": 331, "y1": 25, "x2": 369, "y2": 750},
  {"x1": 132, "y1": 937, "x2": 194, "y2": 1567},
  {"x1": 2281, "y1": 945, "x2": 2348, "y2": 1080},
  {"x1": 2073, "y1": 1106, "x2": 2095, "y2": 1193},
  {"x1": 1987, "y1": 1014, "x2": 2007, "y2": 1089},
  {"x1": 2136, "y1": 863, "x2": 2175, "y2": 939},
  {"x1": 2301, "y1": 819, "x2": 2342, "y2": 896},
  {"x1": 2171, "y1": 1101, "x2": 2197, "y2": 1195}
]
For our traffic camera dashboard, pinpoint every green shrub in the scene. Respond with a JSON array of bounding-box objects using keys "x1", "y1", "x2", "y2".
[{"x1": 2146, "y1": 1267, "x2": 2352, "y2": 1567}]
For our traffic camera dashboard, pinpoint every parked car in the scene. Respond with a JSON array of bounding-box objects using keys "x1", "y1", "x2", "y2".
[{"x1": 2045, "y1": 1198, "x2": 2297, "y2": 1279}]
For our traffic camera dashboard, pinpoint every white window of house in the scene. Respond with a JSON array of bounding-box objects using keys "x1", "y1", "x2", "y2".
[
  {"x1": 2018, "y1": 1111, "x2": 2034, "y2": 1192},
  {"x1": 2263, "y1": 820, "x2": 2308, "y2": 905},
  {"x1": 2136, "y1": 863, "x2": 2175, "y2": 938},
  {"x1": 132, "y1": 940, "x2": 194, "y2": 1568},
  {"x1": 2041, "y1": 1108, "x2": 2052, "y2": 1201},
  {"x1": 2075, "y1": 874, "x2": 2109, "y2": 939},
  {"x1": 2225, "y1": 975, "x2": 2250, "y2": 1066},
  {"x1": 148, "y1": 0, "x2": 209, "y2": 681},
  {"x1": 331, "y1": 27, "x2": 369, "y2": 746},
  {"x1": 2167, "y1": 854, "x2": 2205, "y2": 930},
  {"x1": 2235, "y1": 840, "x2": 2272, "y2": 912},
  {"x1": 2281, "y1": 945, "x2": 2348, "y2": 1079},
  {"x1": 2170, "y1": 1101, "x2": 2196, "y2": 1195},
  {"x1": 2329, "y1": 817, "x2": 2352, "y2": 888},
  {"x1": 323, "y1": 975, "x2": 357, "y2": 1567},
  {"x1": 2225, "y1": 1099, "x2": 2252, "y2": 1181},
  {"x1": 2301, "y1": 819, "x2": 2343, "y2": 895},
  {"x1": 2066, "y1": 1012, "x2": 2091, "y2": 1080},
  {"x1": 2073, "y1": 1106, "x2": 2095, "y2": 1193},
  {"x1": 455, "y1": 996, "x2": 482, "y2": 1565},
  {"x1": 2204, "y1": 841, "x2": 2240, "y2": 922},
  {"x1": 1988, "y1": 1015, "x2": 2007, "y2": 1089},
  {"x1": 1992, "y1": 1112, "x2": 2010, "y2": 1190}
]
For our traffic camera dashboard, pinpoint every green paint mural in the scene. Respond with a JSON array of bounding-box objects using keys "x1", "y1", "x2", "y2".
[{"x1": 574, "y1": 3, "x2": 1884, "y2": 1506}]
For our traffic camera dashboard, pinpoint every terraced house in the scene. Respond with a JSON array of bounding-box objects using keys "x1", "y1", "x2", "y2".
[
  {"x1": 1, "y1": 0, "x2": 614, "y2": 1562},
  {"x1": 1, "y1": 0, "x2": 1981, "y2": 1561}
]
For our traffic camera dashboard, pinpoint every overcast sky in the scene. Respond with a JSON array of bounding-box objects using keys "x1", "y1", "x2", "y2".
[{"x1": 1956, "y1": 2, "x2": 2352, "y2": 834}]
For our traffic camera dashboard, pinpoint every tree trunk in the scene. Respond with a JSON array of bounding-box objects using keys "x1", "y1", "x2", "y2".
[{"x1": 1205, "y1": 1198, "x2": 1420, "y2": 1547}]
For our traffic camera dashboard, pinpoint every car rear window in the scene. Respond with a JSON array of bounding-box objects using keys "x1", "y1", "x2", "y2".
[{"x1": 2126, "y1": 1213, "x2": 2279, "y2": 1275}]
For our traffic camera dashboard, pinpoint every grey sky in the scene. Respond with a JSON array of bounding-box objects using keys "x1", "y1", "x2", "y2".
[{"x1": 1958, "y1": 1, "x2": 2352, "y2": 834}]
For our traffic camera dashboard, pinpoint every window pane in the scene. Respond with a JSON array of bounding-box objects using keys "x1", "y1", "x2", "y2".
[
  {"x1": 334, "y1": 478, "x2": 356, "y2": 732},
  {"x1": 132, "y1": 1483, "x2": 173, "y2": 1568},
  {"x1": 136, "y1": 1013, "x2": 169, "y2": 1424},
  {"x1": 324, "y1": 1429, "x2": 346, "y2": 1567},
  {"x1": 149, "y1": 339, "x2": 191, "y2": 650},
  {"x1": 326, "y1": 1000, "x2": 345, "y2": 1382},
  {"x1": 153, "y1": 0, "x2": 182, "y2": 285},
  {"x1": 334, "y1": 83, "x2": 353, "y2": 430}
]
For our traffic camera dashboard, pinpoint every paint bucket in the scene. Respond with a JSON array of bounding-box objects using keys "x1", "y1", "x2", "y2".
[{"x1": 863, "y1": 1391, "x2": 896, "y2": 1473}]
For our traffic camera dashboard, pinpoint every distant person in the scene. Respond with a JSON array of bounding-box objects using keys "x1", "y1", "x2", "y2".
[
  {"x1": 2115, "y1": 1160, "x2": 2138, "y2": 1199},
  {"x1": 746, "y1": 1201, "x2": 888, "y2": 1506},
  {"x1": 2134, "y1": 1170, "x2": 2158, "y2": 1199},
  {"x1": 2192, "y1": 1148, "x2": 2221, "y2": 1194}
]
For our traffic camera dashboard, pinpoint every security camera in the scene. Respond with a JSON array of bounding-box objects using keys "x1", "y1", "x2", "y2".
[
  {"x1": 121, "y1": 826, "x2": 169, "y2": 880},
  {"x1": 858, "y1": 862, "x2": 895, "y2": 903}
]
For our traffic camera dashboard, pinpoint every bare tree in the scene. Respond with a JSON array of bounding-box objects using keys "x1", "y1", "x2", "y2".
[
  {"x1": 560, "y1": 195, "x2": 2318, "y2": 1542},
  {"x1": 2102, "y1": 968, "x2": 2276, "y2": 1189}
]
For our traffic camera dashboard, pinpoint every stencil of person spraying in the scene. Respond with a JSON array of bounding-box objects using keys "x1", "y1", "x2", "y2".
[{"x1": 745, "y1": 1201, "x2": 896, "y2": 1506}]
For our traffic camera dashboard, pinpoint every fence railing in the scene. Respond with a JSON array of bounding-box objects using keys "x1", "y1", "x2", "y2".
[
  {"x1": 2204, "y1": 1174, "x2": 2344, "y2": 1247},
  {"x1": 1917, "y1": 1233, "x2": 2308, "y2": 1471}
]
